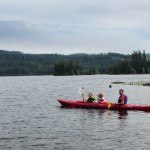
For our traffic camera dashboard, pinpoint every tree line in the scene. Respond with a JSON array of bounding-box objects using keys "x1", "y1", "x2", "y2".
[
  {"x1": 0, "y1": 50, "x2": 129, "y2": 76},
  {"x1": 54, "y1": 60, "x2": 99, "y2": 75},
  {"x1": 109, "y1": 51, "x2": 150, "y2": 74},
  {"x1": 0, "y1": 49, "x2": 150, "y2": 76}
]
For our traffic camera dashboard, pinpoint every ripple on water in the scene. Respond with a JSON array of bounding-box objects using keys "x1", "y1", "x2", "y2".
[{"x1": 0, "y1": 75, "x2": 150, "y2": 150}]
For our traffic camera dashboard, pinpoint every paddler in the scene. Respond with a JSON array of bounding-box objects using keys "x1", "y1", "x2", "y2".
[
  {"x1": 87, "y1": 92, "x2": 96, "y2": 103},
  {"x1": 97, "y1": 93, "x2": 105, "y2": 104},
  {"x1": 118, "y1": 89, "x2": 128, "y2": 104},
  {"x1": 97, "y1": 92, "x2": 108, "y2": 105}
]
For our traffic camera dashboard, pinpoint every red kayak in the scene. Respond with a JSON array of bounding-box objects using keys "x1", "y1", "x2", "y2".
[{"x1": 57, "y1": 99, "x2": 150, "y2": 111}]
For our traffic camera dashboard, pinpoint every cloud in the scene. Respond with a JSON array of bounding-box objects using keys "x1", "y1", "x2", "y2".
[{"x1": 0, "y1": 0, "x2": 150, "y2": 54}]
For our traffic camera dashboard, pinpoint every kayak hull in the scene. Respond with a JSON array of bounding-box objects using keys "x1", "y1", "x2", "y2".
[{"x1": 57, "y1": 99, "x2": 150, "y2": 111}]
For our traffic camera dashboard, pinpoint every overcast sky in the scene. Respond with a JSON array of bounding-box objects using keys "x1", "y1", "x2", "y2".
[{"x1": 0, "y1": 0, "x2": 150, "y2": 54}]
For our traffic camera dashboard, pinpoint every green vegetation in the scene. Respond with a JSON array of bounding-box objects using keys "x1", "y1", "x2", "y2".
[
  {"x1": 112, "y1": 80, "x2": 150, "y2": 86},
  {"x1": 0, "y1": 49, "x2": 150, "y2": 76},
  {"x1": 54, "y1": 60, "x2": 100, "y2": 75},
  {"x1": 54, "y1": 60, "x2": 82, "y2": 76},
  {"x1": 109, "y1": 51, "x2": 150, "y2": 74},
  {"x1": 0, "y1": 50, "x2": 129, "y2": 76}
]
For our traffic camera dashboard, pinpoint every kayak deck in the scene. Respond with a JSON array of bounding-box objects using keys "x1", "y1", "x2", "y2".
[{"x1": 57, "y1": 99, "x2": 150, "y2": 112}]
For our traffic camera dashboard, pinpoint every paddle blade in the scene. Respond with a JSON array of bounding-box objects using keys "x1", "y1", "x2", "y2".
[
  {"x1": 108, "y1": 103, "x2": 112, "y2": 109},
  {"x1": 79, "y1": 87, "x2": 85, "y2": 95},
  {"x1": 79, "y1": 88, "x2": 82, "y2": 95}
]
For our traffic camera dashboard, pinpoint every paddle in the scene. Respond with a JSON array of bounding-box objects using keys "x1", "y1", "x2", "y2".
[
  {"x1": 79, "y1": 87, "x2": 85, "y2": 101},
  {"x1": 79, "y1": 87, "x2": 92, "y2": 101},
  {"x1": 79, "y1": 87, "x2": 96, "y2": 102}
]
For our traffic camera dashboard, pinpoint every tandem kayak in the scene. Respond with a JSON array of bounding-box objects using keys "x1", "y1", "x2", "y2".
[{"x1": 57, "y1": 99, "x2": 150, "y2": 111}]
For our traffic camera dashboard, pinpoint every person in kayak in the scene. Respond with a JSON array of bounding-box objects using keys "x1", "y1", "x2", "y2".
[
  {"x1": 87, "y1": 92, "x2": 96, "y2": 102},
  {"x1": 118, "y1": 89, "x2": 128, "y2": 104},
  {"x1": 97, "y1": 93, "x2": 110, "y2": 107},
  {"x1": 97, "y1": 93, "x2": 105, "y2": 104}
]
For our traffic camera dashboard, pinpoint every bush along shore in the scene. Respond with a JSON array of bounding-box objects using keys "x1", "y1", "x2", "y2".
[{"x1": 112, "y1": 80, "x2": 150, "y2": 86}]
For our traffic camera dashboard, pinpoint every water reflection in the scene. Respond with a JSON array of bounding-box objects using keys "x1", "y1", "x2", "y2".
[
  {"x1": 117, "y1": 110, "x2": 128, "y2": 120},
  {"x1": 116, "y1": 110, "x2": 128, "y2": 129},
  {"x1": 97, "y1": 109, "x2": 108, "y2": 119}
]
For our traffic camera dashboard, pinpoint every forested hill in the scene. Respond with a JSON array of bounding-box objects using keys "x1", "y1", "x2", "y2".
[{"x1": 0, "y1": 50, "x2": 131, "y2": 76}]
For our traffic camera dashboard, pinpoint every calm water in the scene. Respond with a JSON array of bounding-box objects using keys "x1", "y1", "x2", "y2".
[{"x1": 0, "y1": 75, "x2": 150, "y2": 150}]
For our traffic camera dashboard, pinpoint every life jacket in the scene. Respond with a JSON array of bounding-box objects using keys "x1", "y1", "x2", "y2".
[
  {"x1": 87, "y1": 96, "x2": 96, "y2": 102},
  {"x1": 98, "y1": 97, "x2": 105, "y2": 104},
  {"x1": 118, "y1": 94, "x2": 128, "y2": 104}
]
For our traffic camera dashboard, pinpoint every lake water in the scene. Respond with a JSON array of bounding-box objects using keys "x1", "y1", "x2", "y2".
[{"x1": 0, "y1": 75, "x2": 150, "y2": 150}]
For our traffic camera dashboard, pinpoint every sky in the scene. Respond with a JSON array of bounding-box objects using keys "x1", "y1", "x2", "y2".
[{"x1": 0, "y1": 0, "x2": 150, "y2": 54}]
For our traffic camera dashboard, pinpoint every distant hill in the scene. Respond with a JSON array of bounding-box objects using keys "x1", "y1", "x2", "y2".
[{"x1": 0, "y1": 50, "x2": 132, "y2": 76}]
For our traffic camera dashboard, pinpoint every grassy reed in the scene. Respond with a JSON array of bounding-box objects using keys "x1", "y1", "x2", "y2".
[{"x1": 112, "y1": 80, "x2": 150, "y2": 86}]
